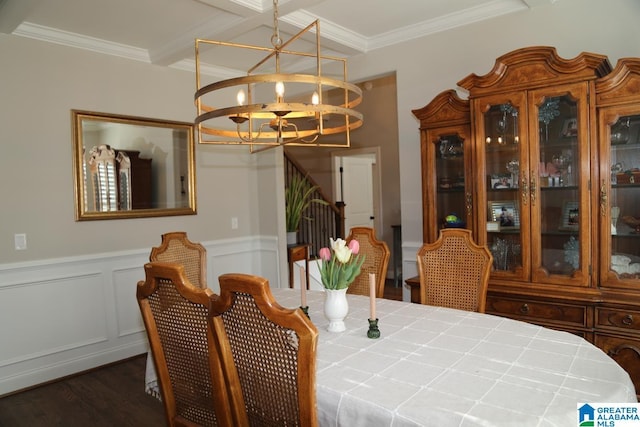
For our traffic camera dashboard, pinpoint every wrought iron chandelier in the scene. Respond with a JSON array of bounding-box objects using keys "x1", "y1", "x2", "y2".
[{"x1": 194, "y1": 0, "x2": 363, "y2": 152}]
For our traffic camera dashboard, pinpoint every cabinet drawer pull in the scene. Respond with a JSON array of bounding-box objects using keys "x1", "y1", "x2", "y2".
[
  {"x1": 622, "y1": 314, "x2": 633, "y2": 326},
  {"x1": 519, "y1": 304, "x2": 530, "y2": 314}
]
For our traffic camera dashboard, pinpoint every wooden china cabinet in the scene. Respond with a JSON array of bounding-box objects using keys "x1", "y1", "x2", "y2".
[
  {"x1": 413, "y1": 47, "x2": 640, "y2": 397},
  {"x1": 412, "y1": 90, "x2": 471, "y2": 243},
  {"x1": 593, "y1": 58, "x2": 640, "y2": 397}
]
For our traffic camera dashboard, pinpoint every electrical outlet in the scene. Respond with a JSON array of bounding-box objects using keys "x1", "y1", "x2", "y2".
[
  {"x1": 231, "y1": 217, "x2": 238, "y2": 229},
  {"x1": 14, "y1": 233, "x2": 27, "y2": 250}
]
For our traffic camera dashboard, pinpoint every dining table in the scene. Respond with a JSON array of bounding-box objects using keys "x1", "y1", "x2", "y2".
[{"x1": 145, "y1": 288, "x2": 637, "y2": 426}]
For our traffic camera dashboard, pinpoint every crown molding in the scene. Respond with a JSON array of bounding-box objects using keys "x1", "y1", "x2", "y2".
[
  {"x1": 228, "y1": 0, "x2": 265, "y2": 12},
  {"x1": 367, "y1": 0, "x2": 528, "y2": 51},
  {"x1": 284, "y1": 9, "x2": 366, "y2": 53},
  {"x1": 11, "y1": 0, "x2": 544, "y2": 72},
  {"x1": 283, "y1": 0, "x2": 528, "y2": 54},
  {"x1": 14, "y1": 22, "x2": 150, "y2": 63}
]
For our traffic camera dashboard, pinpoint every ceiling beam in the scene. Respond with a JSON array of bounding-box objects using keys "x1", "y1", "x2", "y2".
[
  {"x1": 0, "y1": 0, "x2": 41, "y2": 34},
  {"x1": 148, "y1": 0, "x2": 350, "y2": 66},
  {"x1": 521, "y1": 0, "x2": 559, "y2": 7}
]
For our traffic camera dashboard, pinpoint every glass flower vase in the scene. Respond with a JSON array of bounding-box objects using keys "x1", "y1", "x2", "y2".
[{"x1": 324, "y1": 288, "x2": 349, "y2": 332}]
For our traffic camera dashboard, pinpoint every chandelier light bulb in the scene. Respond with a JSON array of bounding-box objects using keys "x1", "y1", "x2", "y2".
[
  {"x1": 275, "y1": 81, "x2": 285, "y2": 99},
  {"x1": 311, "y1": 91, "x2": 319, "y2": 105},
  {"x1": 237, "y1": 89, "x2": 246, "y2": 106}
]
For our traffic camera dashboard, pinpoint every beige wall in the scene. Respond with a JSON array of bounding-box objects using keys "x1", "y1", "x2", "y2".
[{"x1": 0, "y1": 35, "x2": 279, "y2": 264}]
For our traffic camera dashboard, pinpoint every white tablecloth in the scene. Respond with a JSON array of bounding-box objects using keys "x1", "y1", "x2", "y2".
[{"x1": 146, "y1": 289, "x2": 637, "y2": 426}]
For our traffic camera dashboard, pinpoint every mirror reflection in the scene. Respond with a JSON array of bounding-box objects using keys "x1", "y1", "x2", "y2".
[{"x1": 72, "y1": 110, "x2": 196, "y2": 220}]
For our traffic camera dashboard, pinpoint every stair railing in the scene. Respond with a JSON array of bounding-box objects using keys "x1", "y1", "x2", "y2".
[{"x1": 284, "y1": 151, "x2": 345, "y2": 257}]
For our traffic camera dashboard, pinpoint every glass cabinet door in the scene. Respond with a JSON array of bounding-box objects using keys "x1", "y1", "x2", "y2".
[
  {"x1": 423, "y1": 126, "x2": 472, "y2": 243},
  {"x1": 600, "y1": 111, "x2": 640, "y2": 288},
  {"x1": 529, "y1": 84, "x2": 591, "y2": 286},
  {"x1": 436, "y1": 133, "x2": 468, "y2": 224},
  {"x1": 476, "y1": 93, "x2": 527, "y2": 281},
  {"x1": 477, "y1": 84, "x2": 591, "y2": 286}
]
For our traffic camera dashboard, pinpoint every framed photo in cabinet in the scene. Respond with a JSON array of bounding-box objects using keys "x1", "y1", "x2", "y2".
[
  {"x1": 488, "y1": 201, "x2": 519, "y2": 229},
  {"x1": 490, "y1": 173, "x2": 513, "y2": 189},
  {"x1": 561, "y1": 118, "x2": 578, "y2": 137},
  {"x1": 559, "y1": 201, "x2": 579, "y2": 231}
]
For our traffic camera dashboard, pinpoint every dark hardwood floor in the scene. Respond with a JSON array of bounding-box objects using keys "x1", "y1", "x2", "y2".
[
  {"x1": 0, "y1": 355, "x2": 165, "y2": 427},
  {"x1": 0, "y1": 281, "x2": 403, "y2": 426}
]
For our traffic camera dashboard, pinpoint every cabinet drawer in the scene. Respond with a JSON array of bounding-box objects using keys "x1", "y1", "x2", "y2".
[
  {"x1": 486, "y1": 296, "x2": 587, "y2": 327},
  {"x1": 596, "y1": 308, "x2": 640, "y2": 332},
  {"x1": 594, "y1": 334, "x2": 640, "y2": 399}
]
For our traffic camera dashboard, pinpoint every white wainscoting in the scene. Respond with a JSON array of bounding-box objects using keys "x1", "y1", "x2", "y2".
[
  {"x1": 402, "y1": 240, "x2": 421, "y2": 301},
  {"x1": 0, "y1": 235, "x2": 279, "y2": 395}
]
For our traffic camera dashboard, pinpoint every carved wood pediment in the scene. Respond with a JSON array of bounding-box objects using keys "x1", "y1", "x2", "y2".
[
  {"x1": 412, "y1": 90, "x2": 469, "y2": 127},
  {"x1": 458, "y1": 46, "x2": 611, "y2": 97},
  {"x1": 596, "y1": 58, "x2": 640, "y2": 106}
]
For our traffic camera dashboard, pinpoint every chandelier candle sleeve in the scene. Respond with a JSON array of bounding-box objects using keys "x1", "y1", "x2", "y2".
[{"x1": 369, "y1": 273, "x2": 376, "y2": 320}]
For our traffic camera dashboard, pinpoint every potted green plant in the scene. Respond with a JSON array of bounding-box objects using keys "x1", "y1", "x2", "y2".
[{"x1": 285, "y1": 174, "x2": 328, "y2": 245}]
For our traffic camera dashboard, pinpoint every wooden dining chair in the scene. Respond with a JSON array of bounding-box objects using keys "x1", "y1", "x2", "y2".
[
  {"x1": 136, "y1": 262, "x2": 247, "y2": 427},
  {"x1": 213, "y1": 273, "x2": 319, "y2": 427},
  {"x1": 416, "y1": 228, "x2": 493, "y2": 313},
  {"x1": 345, "y1": 227, "x2": 390, "y2": 298},
  {"x1": 150, "y1": 231, "x2": 207, "y2": 289}
]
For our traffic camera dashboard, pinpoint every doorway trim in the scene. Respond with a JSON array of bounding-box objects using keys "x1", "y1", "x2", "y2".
[{"x1": 331, "y1": 147, "x2": 383, "y2": 238}]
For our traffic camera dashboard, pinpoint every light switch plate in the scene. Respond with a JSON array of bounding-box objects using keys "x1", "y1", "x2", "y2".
[{"x1": 14, "y1": 233, "x2": 27, "y2": 250}]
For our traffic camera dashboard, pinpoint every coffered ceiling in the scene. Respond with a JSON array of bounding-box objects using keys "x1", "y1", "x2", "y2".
[{"x1": 0, "y1": 0, "x2": 554, "y2": 76}]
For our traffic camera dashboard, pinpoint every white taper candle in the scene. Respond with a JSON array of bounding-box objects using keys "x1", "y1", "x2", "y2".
[{"x1": 369, "y1": 273, "x2": 376, "y2": 319}]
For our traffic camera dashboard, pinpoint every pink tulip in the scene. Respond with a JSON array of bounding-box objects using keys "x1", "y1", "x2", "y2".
[
  {"x1": 319, "y1": 247, "x2": 331, "y2": 261},
  {"x1": 348, "y1": 239, "x2": 360, "y2": 255}
]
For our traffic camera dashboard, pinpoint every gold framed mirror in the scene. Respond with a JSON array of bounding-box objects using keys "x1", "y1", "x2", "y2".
[{"x1": 72, "y1": 110, "x2": 197, "y2": 220}]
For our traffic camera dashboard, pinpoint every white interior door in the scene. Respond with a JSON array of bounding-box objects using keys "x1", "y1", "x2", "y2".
[{"x1": 337, "y1": 154, "x2": 376, "y2": 235}]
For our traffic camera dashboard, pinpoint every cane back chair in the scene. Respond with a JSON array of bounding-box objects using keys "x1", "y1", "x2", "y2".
[
  {"x1": 416, "y1": 228, "x2": 493, "y2": 313},
  {"x1": 150, "y1": 232, "x2": 207, "y2": 289},
  {"x1": 345, "y1": 227, "x2": 390, "y2": 298},
  {"x1": 213, "y1": 273, "x2": 319, "y2": 427},
  {"x1": 136, "y1": 262, "x2": 247, "y2": 427}
]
